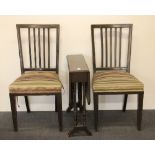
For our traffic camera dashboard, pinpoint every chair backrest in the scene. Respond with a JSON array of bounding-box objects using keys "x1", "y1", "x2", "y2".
[
  {"x1": 91, "y1": 24, "x2": 133, "y2": 73},
  {"x1": 16, "y1": 24, "x2": 60, "y2": 74}
]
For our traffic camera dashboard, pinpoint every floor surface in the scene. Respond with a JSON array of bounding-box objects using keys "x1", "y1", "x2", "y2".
[{"x1": 0, "y1": 110, "x2": 154, "y2": 140}]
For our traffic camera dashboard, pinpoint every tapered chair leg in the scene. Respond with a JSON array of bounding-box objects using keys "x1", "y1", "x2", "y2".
[
  {"x1": 9, "y1": 94, "x2": 18, "y2": 131},
  {"x1": 57, "y1": 93, "x2": 63, "y2": 131},
  {"x1": 66, "y1": 82, "x2": 73, "y2": 112},
  {"x1": 94, "y1": 93, "x2": 98, "y2": 131},
  {"x1": 122, "y1": 94, "x2": 128, "y2": 112},
  {"x1": 24, "y1": 96, "x2": 30, "y2": 113},
  {"x1": 55, "y1": 95, "x2": 58, "y2": 112},
  {"x1": 137, "y1": 93, "x2": 144, "y2": 131}
]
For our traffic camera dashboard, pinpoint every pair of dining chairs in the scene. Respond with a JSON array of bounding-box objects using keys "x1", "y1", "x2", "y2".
[{"x1": 9, "y1": 24, "x2": 144, "y2": 132}]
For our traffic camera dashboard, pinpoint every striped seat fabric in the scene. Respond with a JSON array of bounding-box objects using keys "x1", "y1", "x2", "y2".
[
  {"x1": 93, "y1": 70, "x2": 144, "y2": 93},
  {"x1": 9, "y1": 71, "x2": 62, "y2": 94}
]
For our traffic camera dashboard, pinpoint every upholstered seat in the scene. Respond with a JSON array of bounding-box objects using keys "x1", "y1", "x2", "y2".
[
  {"x1": 9, "y1": 71, "x2": 62, "y2": 94},
  {"x1": 93, "y1": 70, "x2": 144, "y2": 93}
]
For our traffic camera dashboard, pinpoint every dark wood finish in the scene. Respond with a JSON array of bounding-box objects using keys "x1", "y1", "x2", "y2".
[
  {"x1": 9, "y1": 94, "x2": 18, "y2": 131},
  {"x1": 93, "y1": 92, "x2": 144, "y2": 131},
  {"x1": 56, "y1": 27, "x2": 60, "y2": 74},
  {"x1": 93, "y1": 93, "x2": 98, "y2": 131},
  {"x1": 91, "y1": 24, "x2": 144, "y2": 131},
  {"x1": 95, "y1": 67, "x2": 127, "y2": 71},
  {"x1": 67, "y1": 55, "x2": 90, "y2": 109},
  {"x1": 119, "y1": 28, "x2": 122, "y2": 67},
  {"x1": 38, "y1": 28, "x2": 41, "y2": 68},
  {"x1": 17, "y1": 24, "x2": 59, "y2": 28},
  {"x1": 127, "y1": 27, "x2": 132, "y2": 72},
  {"x1": 66, "y1": 55, "x2": 91, "y2": 137},
  {"x1": 66, "y1": 82, "x2": 73, "y2": 112},
  {"x1": 33, "y1": 28, "x2": 37, "y2": 68},
  {"x1": 73, "y1": 83, "x2": 77, "y2": 126},
  {"x1": 67, "y1": 55, "x2": 89, "y2": 73},
  {"x1": 57, "y1": 93, "x2": 63, "y2": 131},
  {"x1": 48, "y1": 28, "x2": 50, "y2": 68},
  {"x1": 17, "y1": 26, "x2": 24, "y2": 73},
  {"x1": 137, "y1": 93, "x2": 144, "y2": 130},
  {"x1": 16, "y1": 24, "x2": 60, "y2": 73},
  {"x1": 78, "y1": 83, "x2": 83, "y2": 111},
  {"x1": 10, "y1": 24, "x2": 62, "y2": 131},
  {"x1": 83, "y1": 83, "x2": 86, "y2": 126},
  {"x1": 68, "y1": 82, "x2": 92, "y2": 137},
  {"x1": 122, "y1": 94, "x2": 128, "y2": 112},
  {"x1": 105, "y1": 28, "x2": 108, "y2": 67},
  {"x1": 43, "y1": 28, "x2": 45, "y2": 68},
  {"x1": 24, "y1": 96, "x2": 30, "y2": 113},
  {"x1": 68, "y1": 126, "x2": 92, "y2": 137},
  {"x1": 24, "y1": 68, "x2": 57, "y2": 72},
  {"x1": 28, "y1": 28, "x2": 32, "y2": 68},
  {"x1": 110, "y1": 28, "x2": 112, "y2": 67},
  {"x1": 55, "y1": 95, "x2": 58, "y2": 112},
  {"x1": 91, "y1": 27, "x2": 96, "y2": 74},
  {"x1": 91, "y1": 24, "x2": 133, "y2": 72},
  {"x1": 114, "y1": 27, "x2": 117, "y2": 67},
  {"x1": 100, "y1": 28, "x2": 103, "y2": 67}
]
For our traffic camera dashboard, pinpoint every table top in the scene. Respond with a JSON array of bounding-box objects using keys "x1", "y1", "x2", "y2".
[{"x1": 67, "y1": 55, "x2": 89, "y2": 73}]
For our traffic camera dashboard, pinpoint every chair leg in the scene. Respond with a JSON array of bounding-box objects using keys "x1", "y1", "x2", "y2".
[
  {"x1": 94, "y1": 93, "x2": 98, "y2": 131},
  {"x1": 122, "y1": 94, "x2": 128, "y2": 112},
  {"x1": 55, "y1": 95, "x2": 58, "y2": 112},
  {"x1": 137, "y1": 93, "x2": 144, "y2": 131},
  {"x1": 66, "y1": 82, "x2": 74, "y2": 112},
  {"x1": 24, "y1": 96, "x2": 30, "y2": 113},
  {"x1": 57, "y1": 93, "x2": 63, "y2": 131},
  {"x1": 9, "y1": 94, "x2": 18, "y2": 131}
]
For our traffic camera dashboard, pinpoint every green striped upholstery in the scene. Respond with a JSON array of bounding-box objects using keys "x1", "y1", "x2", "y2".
[
  {"x1": 93, "y1": 70, "x2": 144, "y2": 93},
  {"x1": 9, "y1": 71, "x2": 62, "y2": 94}
]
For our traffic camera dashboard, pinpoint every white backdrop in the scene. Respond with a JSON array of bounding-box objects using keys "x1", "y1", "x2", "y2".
[{"x1": 0, "y1": 15, "x2": 154, "y2": 111}]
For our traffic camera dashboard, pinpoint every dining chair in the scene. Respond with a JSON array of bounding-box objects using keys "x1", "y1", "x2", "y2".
[
  {"x1": 91, "y1": 24, "x2": 144, "y2": 131},
  {"x1": 9, "y1": 24, "x2": 63, "y2": 131}
]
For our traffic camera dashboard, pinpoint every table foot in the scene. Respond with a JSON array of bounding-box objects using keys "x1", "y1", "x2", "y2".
[{"x1": 68, "y1": 126, "x2": 92, "y2": 137}]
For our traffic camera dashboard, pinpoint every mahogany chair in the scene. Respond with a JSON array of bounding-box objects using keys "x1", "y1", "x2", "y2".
[
  {"x1": 9, "y1": 24, "x2": 63, "y2": 131},
  {"x1": 91, "y1": 24, "x2": 144, "y2": 131}
]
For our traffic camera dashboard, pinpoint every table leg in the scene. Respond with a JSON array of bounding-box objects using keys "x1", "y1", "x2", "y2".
[
  {"x1": 78, "y1": 82, "x2": 83, "y2": 112},
  {"x1": 73, "y1": 83, "x2": 78, "y2": 126},
  {"x1": 67, "y1": 82, "x2": 83, "y2": 112},
  {"x1": 68, "y1": 82, "x2": 92, "y2": 137}
]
